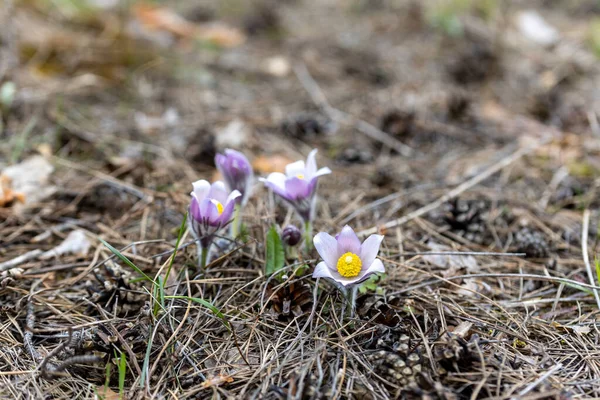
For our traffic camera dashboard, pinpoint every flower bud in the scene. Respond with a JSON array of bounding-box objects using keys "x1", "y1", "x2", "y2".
[
  {"x1": 282, "y1": 225, "x2": 302, "y2": 247},
  {"x1": 215, "y1": 149, "x2": 253, "y2": 205}
]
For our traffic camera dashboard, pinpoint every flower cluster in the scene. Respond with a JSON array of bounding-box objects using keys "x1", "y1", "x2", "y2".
[{"x1": 188, "y1": 147, "x2": 384, "y2": 288}]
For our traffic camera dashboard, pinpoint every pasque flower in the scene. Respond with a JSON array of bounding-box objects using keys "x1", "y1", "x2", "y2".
[
  {"x1": 188, "y1": 180, "x2": 241, "y2": 246},
  {"x1": 312, "y1": 225, "x2": 384, "y2": 287},
  {"x1": 215, "y1": 149, "x2": 254, "y2": 205},
  {"x1": 260, "y1": 149, "x2": 331, "y2": 222}
]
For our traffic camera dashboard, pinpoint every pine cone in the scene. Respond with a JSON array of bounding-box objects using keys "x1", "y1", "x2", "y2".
[
  {"x1": 515, "y1": 228, "x2": 550, "y2": 258},
  {"x1": 433, "y1": 333, "x2": 480, "y2": 375},
  {"x1": 266, "y1": 278, "x2": 313, "y2": 321},
  {"x1": 443, "y1": 198, "x2": 490, "y2": 244},
  {"x1": 357, "y1": 295, "x2": 404, "y2": 327},
  {"x1": 368, "y1": 350, "x2": 424, "y2": 387},
  {"x1": 86, "y1": 263, "x2": 146, "y2": 316}
]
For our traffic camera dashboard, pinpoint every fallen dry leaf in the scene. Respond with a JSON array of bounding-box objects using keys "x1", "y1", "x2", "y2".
[
  {"x1": 253, "y1": 155, "x2": 294, "y2": 175},
  {"x1": 0, "y1": 175, "x2": 26, "y2": 207},
  {"x1": 1, "y1": 155, "x2": 55, "y2": 208},
  {"x1": 133, "y1": 4, "x2": 245, "y2": 48},
  {"x1": 40, "y1": 230, "x2": 92, "y2": 260},
  {"x1": 95, "y1": 385, "x2": 120, "y2": 400},
  {"x1": 200, "y1": 374, "x2": 234, "y2": 389}
]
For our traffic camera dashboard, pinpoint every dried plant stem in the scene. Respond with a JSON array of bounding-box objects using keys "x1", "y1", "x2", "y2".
[
  {"x1": 581, "y1": 209, "x2": 600, "y2": 310},
  {"x1": 0, "y1": 250, "x2": 42, "y2": 272}
]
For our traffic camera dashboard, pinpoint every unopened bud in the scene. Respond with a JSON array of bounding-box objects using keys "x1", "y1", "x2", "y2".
[{"x1": 282, "y1": 225, "x2": 302, "y2": 247}]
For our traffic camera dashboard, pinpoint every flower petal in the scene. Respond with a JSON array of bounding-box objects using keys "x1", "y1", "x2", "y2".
[
  {"x1": 285, "y1": 160, "x2": 305, "y2": 178},
  {"x1": 313, "y1": 232, "x2": 339, "y2": 269},
  {"x1": 285, "y1": 177, "x2": 312, "y2": 200},
  {"x1": 336, "y1": 225, "x2": 361, "y2": 255},
  {"x1": 215, "y1": 153, "x2": 227, "y2": 171},
  {"x1": 189, "y1": 196, "x2": 202, "y2": 221},
  {"x1": 305, "y1": 149, "x2": 318, "y2": 179},
  {"x1": 191, "y1": 180, "x2": 211, "y2": 202},
  {"x1": 313, "y1": 166, "x2": 332, "y2": 178},
  {"x1": 226, "y1": 189, "x2": 242, "y2": 204},
  {"x1": 336, "y1": 259, "x2": 384, "y2": 287},
  {"x1": 208, "y1": 181, "x2": 228, "y2": 204},
  {"x1": 312, "y1": 261, "x2": 335, "y2": 279},
  {"x1": 199, "y1": 198, "x2": 213, "y2": 222},
  {"x1": 261, "y1": 173, "x2": 290, "y2": 199},
  {"x1": 261, "y1": 172, "x2": 287, "y2": 190},
  {"x1": 218, "y1": 197, "x2": 236, "y2": 225},
  {"x1": 363, "y1": 258, "x2": 385, "y2": 275},
  {"x1": 360, "y1": 234, "x2": 384, "y2": 267}
]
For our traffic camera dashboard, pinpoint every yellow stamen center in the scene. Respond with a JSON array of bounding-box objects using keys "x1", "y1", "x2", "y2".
[
  {"x1": 296, "y1": 173, "x2": 305, "y2": 179},
  {"x1": 336, "y1": 252, "x2": 362, "y2": 278},
  {"x1": 211, "y1": 199, "x2": 224, "y2": 215}
]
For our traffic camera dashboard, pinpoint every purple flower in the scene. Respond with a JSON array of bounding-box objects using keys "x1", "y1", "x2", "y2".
[
  {"x1": 188, "y1": 180, "x2": 241, "y2": 243},
  {"x1": 215, "y1": 149, "x2": 254, "y2": 205},
  {"x1": 312, "y1": 225, "x2": 384, "y2": 287},
  {"x1": 259, "y1": 149, "x2": 331, "y2": 222}
]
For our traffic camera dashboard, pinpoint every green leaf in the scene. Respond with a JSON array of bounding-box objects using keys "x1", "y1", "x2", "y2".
[
  {"x1": 358, "y1": 273, "x2": 386, "y2": 295},
  {"x1": 99, "y1": 239, "x2": 155, "y2": 285},
  {"x1": 265, "y1": 225, "x2": 285, "y2": 277},
  {"x1": 165, "y1": 295, "x2": 230, "y2": 331},
  {"x1": 139, "y1": 325, "x2": 153, "y2": 388},
  {"x1": 595, "y1": 256, "x2": 600, "y2": 287},
  {"x1": 118, "y1": 352, "x2": 126, "y2": 399}
]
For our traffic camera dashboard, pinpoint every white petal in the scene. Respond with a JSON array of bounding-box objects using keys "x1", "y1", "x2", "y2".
[
  {"x1": 226, "y1": 189, "x2": 242, "y2": 203},
  {"x1": 191, "y1": 180, "x2": 211, "y2": 201},
  {"x1": 313, "y1": 232, "x2": 339, "y2": 268},
  {"x1": 208, "y1": 181, "x2": 229, "y2": 204},
  {"x1": 313, "y1": 167, "x2": 332, "y2": 178},
  {"x1": 211, "y1": 181, "x2": 227, "y2": 192},
  {"x1": 363, "y1": 258, "x2": 385, "y2": 275},
  {"x1": 336, "y1": 259, "x2": 385, "y2": 287},
  {"x1": 261, "y1": 172, "x2": 287, "y2": 190},
  {"x1": 285, "y1": 160, "x2": 306, "y2": 178},
  {"x1": 305, "y1": 149, "x2": 318, "y2": 178},
  {"x1": 312, "y1": 261, "x2": 335, "y2": 279},
  {"x1": 360, "y1": 234, "x2": 384, "y2": 268}
]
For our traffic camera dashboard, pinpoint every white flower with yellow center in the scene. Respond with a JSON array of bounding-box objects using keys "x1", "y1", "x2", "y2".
[{"x1": 312, "y1": 225, "x2": 384, "y2": 287}]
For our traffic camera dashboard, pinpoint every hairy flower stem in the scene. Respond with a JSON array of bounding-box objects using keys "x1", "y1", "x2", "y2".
[
  {"x1": 303, "y1": 220, "x2": 313, "y2": 252},
  {"x1": 230, "y1": 205, "x2": 241, "y2": 238},
  {"x1": 198, "y1": 238, "x2": 212, "y2": 270},
  {"x1": 349, "y1": 286, "x2": 358, "y2": 319},
  {"x1": 285, "y1": 245, "x2": 299, "y2": 260}
]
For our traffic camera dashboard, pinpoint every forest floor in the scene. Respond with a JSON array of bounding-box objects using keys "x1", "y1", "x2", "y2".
[{"x1": 1, "y1": 0, "x2": 600, "y2": 399}]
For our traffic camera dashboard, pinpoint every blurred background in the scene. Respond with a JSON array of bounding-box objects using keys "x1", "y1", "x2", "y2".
[{"x1": 1, "y1": 0, "x2": 599, "y2": 226}]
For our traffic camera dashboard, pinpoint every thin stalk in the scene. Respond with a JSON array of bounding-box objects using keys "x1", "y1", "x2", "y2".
[
  {"x1": 349, "y1": 286, "x2": 358, "y2": 319},
  {"x1": 303, "y1": 220, "x2": 313, "y2": 252},
  {"x1": 230, "y1": 205, "x2": 241, "y2": 238},
  {"x1": 199, "y1": 245, "x2": 210, "y2": 269}
]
